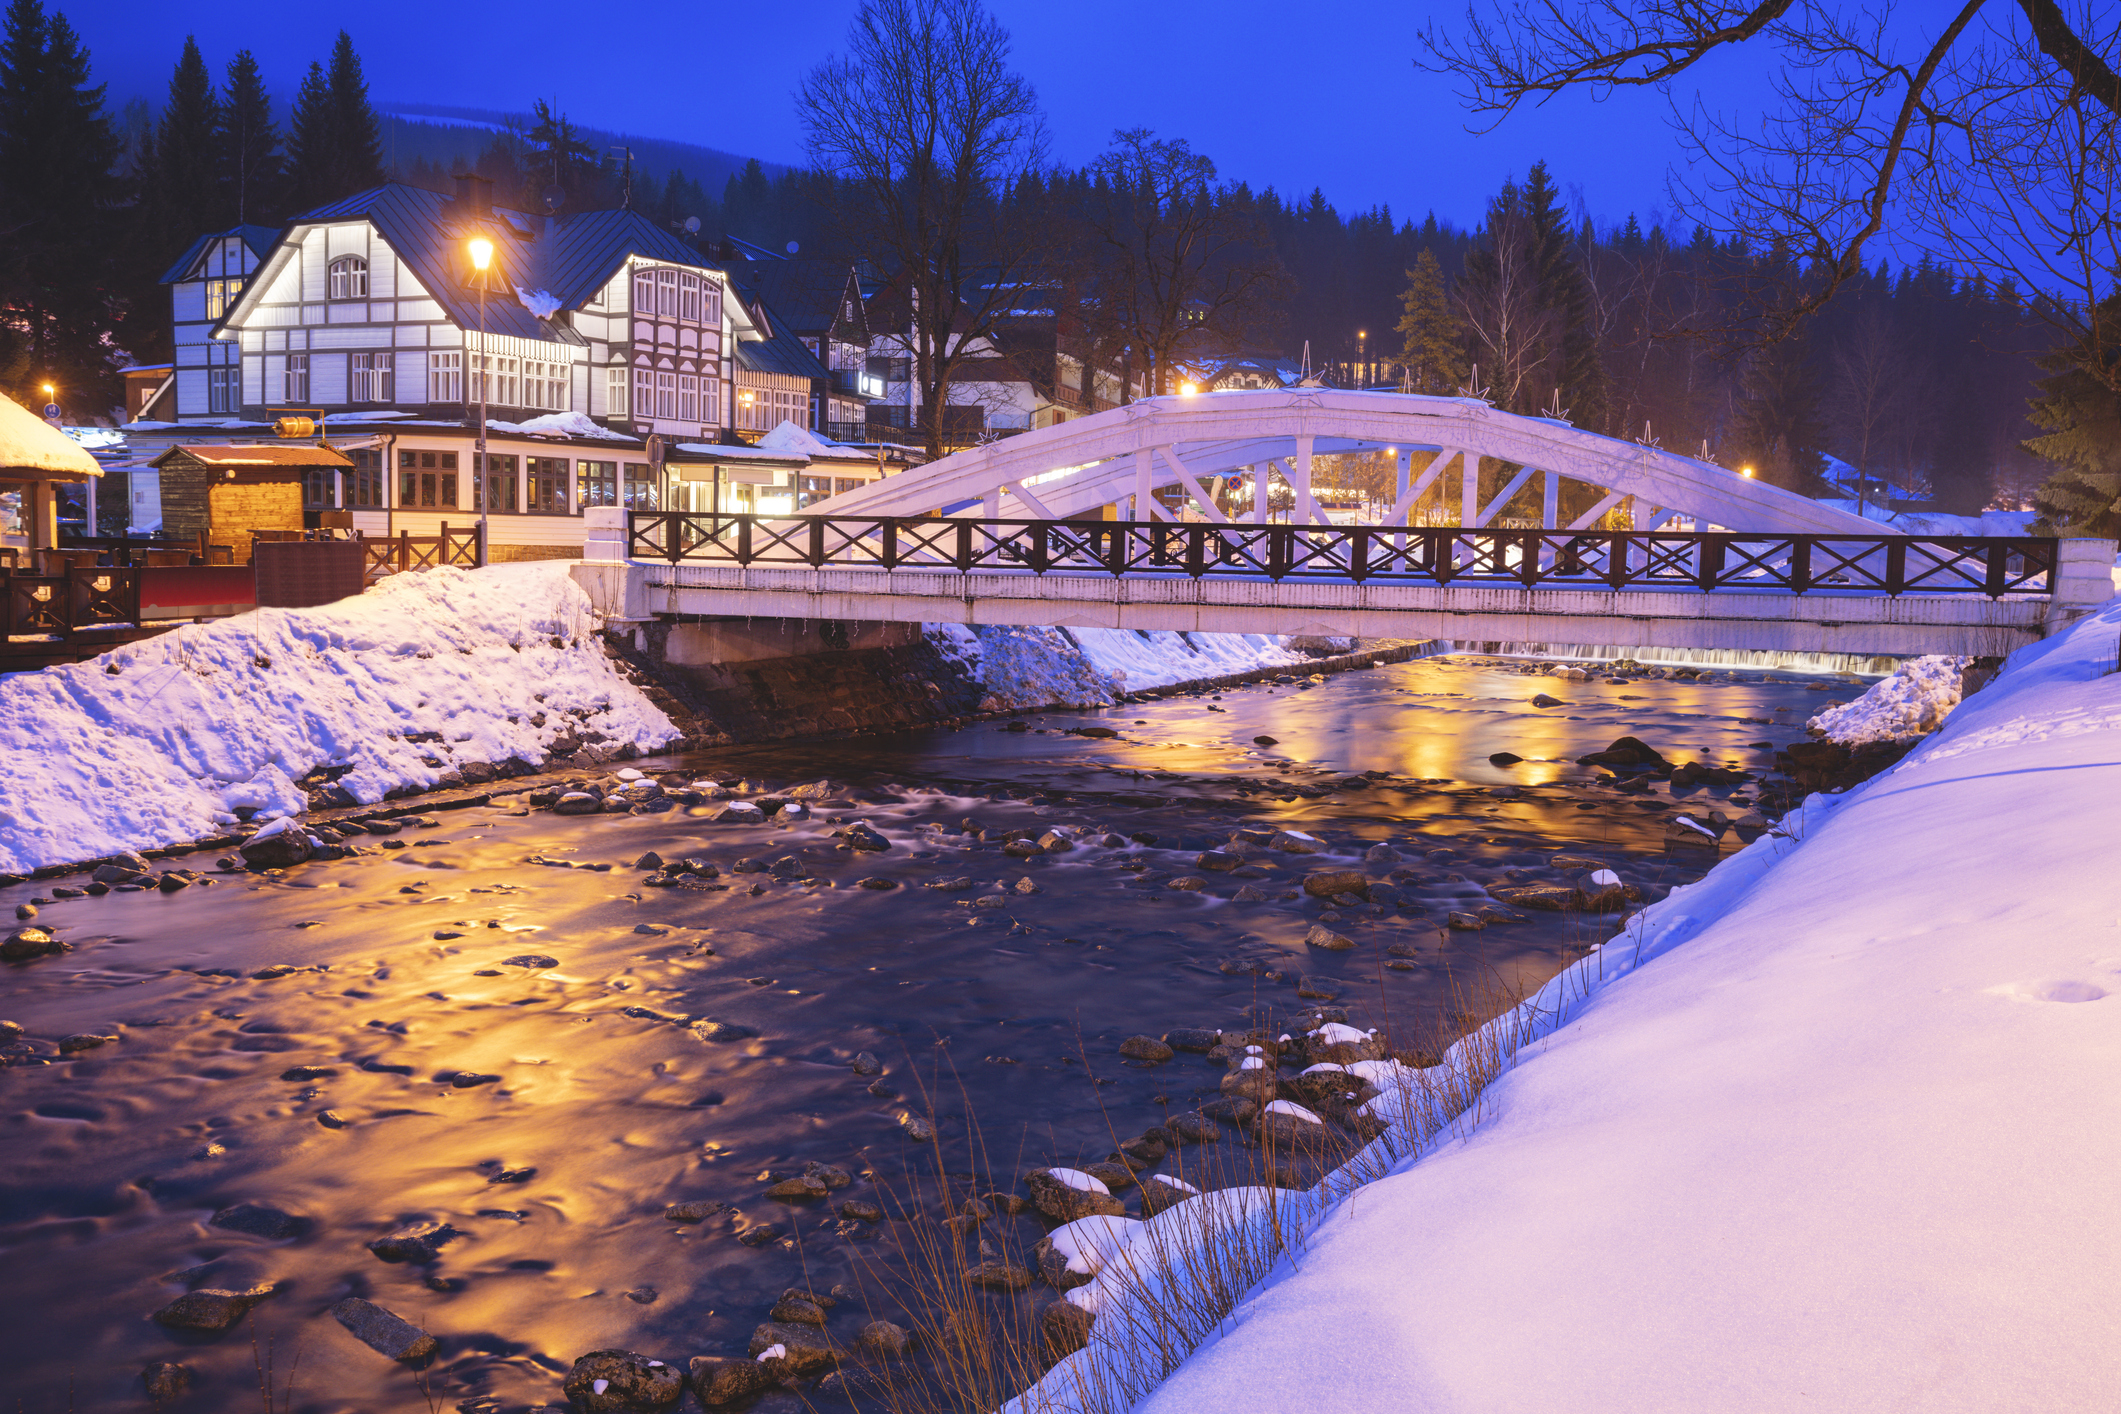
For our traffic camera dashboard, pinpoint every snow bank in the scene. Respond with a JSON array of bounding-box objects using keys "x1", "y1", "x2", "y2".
[
  {"x1": 0, "y1": 563, "x2": 675, "y2": 873},
  {"x1": 1060, "y1": 593, "x2": 2121, "y2": 1413},
  {"x1": 925, "y1": 624, "x2": 1306, "y2": 709},
  {"x1": 1808, "y1": 654, "x2": 1967, "y2": 743}
]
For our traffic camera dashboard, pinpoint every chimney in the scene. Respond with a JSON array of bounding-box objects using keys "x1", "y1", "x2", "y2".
[{"x1": 453, "y1": 172, "x2": 493, "y2": 216}]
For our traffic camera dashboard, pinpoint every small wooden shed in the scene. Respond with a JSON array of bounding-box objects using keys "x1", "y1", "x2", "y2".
[
  {"x1": 0, "y1": 391, "x2": 102, "y2": 567},
  {"x1": 149, "y1": 444, "x2": 351, "y2": 565}
]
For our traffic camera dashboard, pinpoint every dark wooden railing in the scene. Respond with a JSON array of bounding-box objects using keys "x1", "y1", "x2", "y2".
[
  {"x1": 624, "y1": 512, "x2": 2058, "y2": 599},
  {"x1": 361, "y1": 523, "x2": 483, "y2": 576}
]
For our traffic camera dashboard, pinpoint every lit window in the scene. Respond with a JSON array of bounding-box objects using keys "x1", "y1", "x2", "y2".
[{"x1": 328, "y1": 256, "x2": 368, "y2": 300}]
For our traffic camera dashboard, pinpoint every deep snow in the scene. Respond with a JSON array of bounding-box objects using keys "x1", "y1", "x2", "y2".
[
  {"x1": 1017, "y1": 596, "x2": 2121, "y2": 1413},
  {"x1": 1809, "y1": 654, "x2": 1967, "y2": 743},
  {"x1": 0, "y1": 563, "x2": 675, "y2": 874},
  {"x1": 927, "y1": 624, "x2": 1306, "y2": 710}
]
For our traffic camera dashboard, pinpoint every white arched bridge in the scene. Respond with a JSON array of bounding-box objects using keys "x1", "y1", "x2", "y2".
[{"x1": 573, "y1": 389, "x2": 2113, "y2": 658}]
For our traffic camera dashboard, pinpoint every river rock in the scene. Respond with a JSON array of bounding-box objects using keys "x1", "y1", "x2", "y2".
[
  {"x1": 1024, "y1": 1168, "x2": 1125, "y2": 1222},
  {"x1": 152, "y1": 1285, "x2": 275, "y2": 1333},
  {"x1": 767, "y1": 1175, "x2": 829, "y2": 1202},
  {"x1": 368, "y1": 1220, "x2": 459, "y2": 1263},
  {"x1": 1042, "y1": 1301, "x2": 1095, "y2": 1358},
  {"x1": 561, "y1": 1349, "x2": 684, "y2": 1410},
  {"x1": 1488, "y1": 751, "x2": 1524, "y2": 765},
  {"x1": 1302, "y1": 869, "x2": 1369, "y2": 899},
  {"x1": 803, "y1": 1161, "x2": 853, "y2": 1190},
  {"x1": 1577, "y1": 735, "x2": 1668, "y2": 768},
  {"x1": 859, "y1": 1319, "x2": 910, "y2": 1357},
  {"x1": 1486, "y1": 883, "x2": 1587, "y2": 912},
  {"x1": 1303, "y1": 924, "x2": 1353, "y2": 951},
  {"x1": 1083, "y1": 1160, "x2": 1135, "y2": 1190},
  {"x1": 1139, "y1": 1172, "x2": 1200, "y2": 1217},
  {"x1": 839, "y1": 1199, "x2": 884, "y2": 1223},
  {"x1": 1165, "y1": 1027, "x2": 1220, "y2": 1053},
  {"x1": 2, "y1": 927, "x2": 59, "y2": 961},
  {"x1": 689, "y1": 1355, "x2": 769, "y2": 1406},
  {"x1": 1221, "y1": 1064, "x2": 1279, "y2": 1102},
  {"x1": 503, "y1": 953, "x2": 559, "y2": 969},
  {"x1": 747, "y1": 1322, "x2": 840, "y2": 1374},
  {"x1": 1201, "y1": 1096, "x2": 1258, "y2": 1124},
  {"x1": 211, "y1": 1201, "x2": 307, "y2": 1241},
  {"x1": 1197, "y1": 850, "x2": 1242, "y2": 872},
  {"x1": 965, "y1": 1260, "x2": 1034, "y2": 1291},
  {"x1": 1268, "y1": 830, "x2": 1325, "y2": 854},
  {"x1": 1445, "y1": 911, "x2": 1486, "y2": 929},
  {"x1": 841, "y1": 823, "x2": 890, "y2": 851},
  {"x1": 1119, "y1": 1035, "x2": 1173, "y2": 1063},
  {"x1": 1167, "y1": 1111, "x2": 1222, "y2": 1143},
  {"x1": 665, "y1": 1200, "x2": 725, "y2": 1223},
  {"x1": 1232, "y1": 884, "x2": 1267, "y2": 902},
  {"x1": 1531, "y1": 693, "x2": 1564, "y2": 708},
  {"x1": 693, "y1": 1020, "x2": 759, "y2": 1043},
  {"x1": 1257, "y1": 1103, "x2": 1334, "y2": 1152},
  {"x1": 141, "y1": 1361, "x2": 191, "y2": 1402},
  {"x1": 1665, "y1": 816, "x2": 1724, "y2": 853},
  {"x1": 330, "y1": 1297, "x2": 436, "y2": 1362},
  {"x1": 772, "y1": 1294, "x2": 828, "y2": 1325},
  {"x1": 238, "y1": 822, "x2": 312, "y2": 868}
]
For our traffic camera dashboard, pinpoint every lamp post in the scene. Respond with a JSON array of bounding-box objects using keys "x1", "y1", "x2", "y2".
[{"x1": 468, "y1": 237, "x2": 493, "y2": 565}]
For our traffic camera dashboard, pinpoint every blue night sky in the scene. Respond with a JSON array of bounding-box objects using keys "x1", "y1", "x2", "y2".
[{"x1": 74, "y1": 0, "x2": 1786, "y2": 232}]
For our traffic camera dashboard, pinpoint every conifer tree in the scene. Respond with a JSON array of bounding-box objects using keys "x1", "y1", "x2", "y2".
[
  {"x1": 1520, "y1": 161, "x2": 1605, "y2": 428},
  {"x1": 1395, "y1": 248, "x2": 1467, "y2": 393},
  {"x1": 286, "y1": 32, "x2": 382, "y2": 212},
  {"x1": 2025, "y1": 308, "x2": 2121, "y2": 536},
  {"x1": 285, "y1": 59, "x2": 334, "y2": 212},
  {"x1": 326, "y1": 31, "x2": 383, "y2": 194},
  {"x1": 146, "y1": 37, "x2": 221, "y2": 243},
  {"x1": 217, "y1": 48, "x2": 279, "y2": 225},
  {"x1": 0, "y1": 0, "x2": 123, "y2": 407}
]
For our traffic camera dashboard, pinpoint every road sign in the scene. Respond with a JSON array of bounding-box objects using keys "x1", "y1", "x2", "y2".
[{"x1": 42, "y1": 403, "x2": 59, "y2": 420}]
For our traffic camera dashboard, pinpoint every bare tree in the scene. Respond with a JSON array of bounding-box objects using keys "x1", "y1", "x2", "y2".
[
  {"x1": 1419, "y1": 0, "x2": 2121, "y2": 386},
  {"x1": 1076, "y1": 128, "x2": 1288, "y2": 399},
  {"x1": 1458, "y1": 183, "x2": 1559, "y2": 411},
  {"x1": 797, "y1": 0, "x2": 1050, "y2": 458},
  {"x1": 1828, "y1": 303, "x2": 1903, "y2": 512}
]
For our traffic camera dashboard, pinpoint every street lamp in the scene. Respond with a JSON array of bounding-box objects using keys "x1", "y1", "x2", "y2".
[
  {"x1": 1740, "y1": 465, "x2": 1756, "y2": 479},
  {"x1": 1357, "y1": 330, "x2": 1366, "y2": 385},
  {"x1": 468, "y1": 237, "x2": 493, "y2": 565}
]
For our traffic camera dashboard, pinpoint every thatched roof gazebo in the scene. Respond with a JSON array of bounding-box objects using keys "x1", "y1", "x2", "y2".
[{"x1": 0, "y1": 392, "x2": 101, "y2": 568}]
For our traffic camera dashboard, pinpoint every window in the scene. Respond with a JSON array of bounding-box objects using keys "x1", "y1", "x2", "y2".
[
  {"x1": 678, "y1": 374, "x2": 698, "y2": 422},
  {"x1": 623, "y1": 462, "x2": 658, "y2": 510},
  {"x1": 304, "y1": 467, "x2": 337, "y2": 508},
  {"x1": 350, "y1": 448, "x2": 385, "y2": 508},
  {"x1": 520, "y1": 360, "x2": 569, "y2": 412},
  {"x1": 283, "y1": 353, "x2": 308, "y2": 403},
  {"x1": 474, "y1": 355, "x2": 520, "y2": 407},
  {"x1": 328, "y1": 256, "x2": 368, "y2": 300},
  {"x1": 680, "y1": 273, "x2": 701, "y2": 323},
  {"x1": 475, "y1": 453, "x2": 518, "y2": 511},
  {"x1": 634, "y1": 268, "x2": 656, "y2": 315},
  {"x1": 705, "y1": 281, "x2": 722, "y2": 324},
  {"x1": 799, "y1": 474, "x2": 834, "y2": 510},
  {"x1": 606, "y1": 367, "x2": 629, "y2": 418},
  {"x1": 656, "y1": 269, "x2": 678, "y2": 317},
  {"x1": 207, "y1": 365, "x2": 236, "y2": 414},
  {"x1": 397, "y1": 450, "x2": 459, "y2": 509},
  {"x1": 578, "y1": 460, "x2": 618, "y2": 507},
  {"x1": 351, "y1": 352, "x2": 394, "y2": 403},
  {"x1": 527, "y1": 456, "x2": 570, "y2": 514},
  {"x1": 204, "y1": 277, "x2": 242, "y2": 320},
  {"x1": 428, "y1": 351, "x2": 462, "y2": 404},
  {"x1": 656, "y1": 371, "x2": 675, "y2": 419},
  {"x1": 703, "y1": 377, "x2": 719, "y2": 427},
  {"x1": 633, "y1": 368, "x2": 654, "y2": 422}
]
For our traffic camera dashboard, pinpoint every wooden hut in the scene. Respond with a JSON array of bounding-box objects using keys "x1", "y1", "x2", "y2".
[
  {"x1": 148, "y1": 444, "x2": 351, "y2": 565},
  {"x1": 0, "y1": 391, "x2": 102, "y2": 570}
]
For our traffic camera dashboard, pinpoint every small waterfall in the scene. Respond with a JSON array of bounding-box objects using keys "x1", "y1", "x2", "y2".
[{"x1": 1438, "y1": 640, "x2": 1901, "y2": 677}]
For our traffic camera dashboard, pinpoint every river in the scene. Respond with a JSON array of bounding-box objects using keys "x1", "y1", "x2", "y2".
[{"x1": 0, "y1": 651, "x2": 1860, "y2": 1412}]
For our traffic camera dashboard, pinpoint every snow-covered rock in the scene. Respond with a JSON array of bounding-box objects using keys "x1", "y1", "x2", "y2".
[
  {"x1": 1809, "y1": 654, "x2": 1967, "y2": 743},
  {"x1": 0, "y1": 563, "x2": 674, "y2": 873}
]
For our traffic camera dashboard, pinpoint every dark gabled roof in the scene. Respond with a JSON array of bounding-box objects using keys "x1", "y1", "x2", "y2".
[
  {"x1": 736, "y1": 324, "x2": 830, "y2": 380},
  {"x1": 260, "y1": 184, "x2": 728, "y2": 345},
  {"x1": 741, "y1": 260, "x2": 865, "y2": 338},
  {"x1": 157, "y1": 225, "x2": 280, "y2": 284}
]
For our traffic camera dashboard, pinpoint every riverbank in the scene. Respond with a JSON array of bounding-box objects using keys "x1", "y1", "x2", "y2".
[{"x1": 1048, "y1": 595, "x2": 2121, "y2": 1412}]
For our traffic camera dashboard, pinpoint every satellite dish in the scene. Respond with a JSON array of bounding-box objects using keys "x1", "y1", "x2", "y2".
[
  {"x1": 785, "y1": 241, "x2": 800, "y2": 255},
  {"x1": 541, "y1": 183, "x2": 565, "y2": 214},
  {"x1": 684, "y1": 216, "x2": 701, "y2": 234}
]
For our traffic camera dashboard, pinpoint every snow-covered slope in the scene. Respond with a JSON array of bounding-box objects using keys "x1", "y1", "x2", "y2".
[
  {"x1": 927, "y1": 625, "x2": 1306, "y2": 710},
  {"x1": 1809, "y1": 653, "x2": 1967, "y2": 742},
  {"x1": 0, "y1": 563, "x2": 674, "y2": 874},
  {"x1": 1042, "y1": 596, "x2": 2121, "y2": 1413}
]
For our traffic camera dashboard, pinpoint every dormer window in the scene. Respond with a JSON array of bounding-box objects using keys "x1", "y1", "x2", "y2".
[{"x1": 329, "y1": 256, "x2": 368, "y2": 300}]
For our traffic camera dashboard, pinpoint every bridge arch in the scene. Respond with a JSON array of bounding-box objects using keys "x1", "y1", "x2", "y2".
[{"x1": 814, "y1": 387, "x2": 1877, "y2": 534}]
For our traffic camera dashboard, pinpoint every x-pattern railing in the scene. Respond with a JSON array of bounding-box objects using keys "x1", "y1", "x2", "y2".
[{"x1": 625, "y1": 512, "x2": 2057, "y2": 598}]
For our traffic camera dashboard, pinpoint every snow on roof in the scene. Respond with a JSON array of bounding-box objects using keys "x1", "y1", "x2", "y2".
[
  {"x1": 0, "y1": 393, "x2": 103, "y2": 476},
  {"x1": 153, "y1": 444, "x2": 354, "y2": 468},
  {"x1": 491, "y1": 411, "x2": 639, "y2": 444},
  {"x1": 756, "y1": 420, "x2": 841, "y2": 456}
]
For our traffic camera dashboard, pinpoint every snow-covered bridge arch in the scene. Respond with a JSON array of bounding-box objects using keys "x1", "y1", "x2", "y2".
[{"x1": 811, "y1": 387, "x2": 1878, "y2": 535}]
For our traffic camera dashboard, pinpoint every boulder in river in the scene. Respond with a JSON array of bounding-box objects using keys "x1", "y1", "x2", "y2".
[
  {"x1": 211, "y1": 1201, "x2": 308, "y2": 1241},
  {"x1": 367, "y1": 1220, "x2": 459, "y2": 1263},
  {"x1": 1531, "y1": 693, "x2": 1564, "y2": 708},
  {"x1": 1488, "y1": 751, "x2": 1524, "y2": 765},
  {"x1": 330, "y1": 1297, "x2": 436, "y2": 1362},
  {"x1": 747, "y1": 1321, "x2": 841, "y2": 1374},
  {"x1": 859, "y1": 1319, "x2": 911, "y2": 1357},
  {"x1": 141, "y1": 1361, "x2": 191, "y2": 1403},
  {"x1": 1302, "y1": 869, "x2": 1369, "y2": 900},
  {"x1": 1165, "y1": 1027, "x2": 1220, "y2": 1053},
  {"x1": 689, "y1": 1355, "x2": 770, "y2": 1406},
  {"x1": 152, "y1": 1285, "x2": 275, "y2": 1333},
  {"x1": 1303, "y1": 924, "x2": 1354, "y2": 950},
  {"x1": 2, "y1": 927, "x2": 61, "y2": 961},
  {"x1": 1043, "y1": 1300, "x2": 1095, "y2": 1358},
  {"x1": 1024, "y1": 1168, "x2": 1125, "y2": 1222},
  {"x1": 1268, "y1": 830, "x2": 1326, "y2": 854},
  {"x1": 1119, "y1": 1035, "x2": 1173, "y2": 1063},
  {"x1": 561, "y1": 1349, "x2": 685, "y2": 1410},
  {"x1": 238, "y1": 820, "x2": 312, "y2": 868},
  {"x1": 1486, "y1": 883, "x2": 1587, "y2": 912},
  {"x1": 1577, "y1": 736, "x2": 1668, "y2": 769}
]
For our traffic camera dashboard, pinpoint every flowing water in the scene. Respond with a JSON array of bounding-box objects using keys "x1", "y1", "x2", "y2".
[{"x1": 0, "y1": 653, "x2": 1864, "y2": 1412}]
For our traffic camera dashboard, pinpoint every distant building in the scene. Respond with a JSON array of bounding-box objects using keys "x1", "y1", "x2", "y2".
[{"x1": 130, "y1": 178, "x2": 914, "y2": 554}]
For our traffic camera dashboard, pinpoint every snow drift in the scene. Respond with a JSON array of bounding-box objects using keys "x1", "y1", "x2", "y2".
[
  {"x1": 927, "y1": 624, "x2": 1306, "y2": 710},
  {"x1": 0, "y1": 563, "x2": 674, "y2": 874},
  {"x1": 1015, "y1": 595, "x2": 2121, "y2": 1413},
  {"x1": 1808, "y1": 653, "x2": 1967, "y2": 743}
]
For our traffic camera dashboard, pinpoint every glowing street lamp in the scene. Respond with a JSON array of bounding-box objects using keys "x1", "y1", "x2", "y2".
[
  {"x1": 1740, "y1": 465, "x2": 1756, "y2": 479},
  {"x1": 468, "y1": 237, "x2": 494, "y2": 564},
  {"x1": 1179, "y1": 381, "x2": 1199, "y2": 396}
]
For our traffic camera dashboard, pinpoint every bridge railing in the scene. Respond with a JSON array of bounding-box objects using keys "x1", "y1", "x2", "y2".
[{"x1": 624, "y1": 512, "x2": 2058, "y2": 598}]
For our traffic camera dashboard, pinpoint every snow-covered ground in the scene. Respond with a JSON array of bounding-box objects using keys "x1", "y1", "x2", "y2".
[
  {"x1": 1024, "y1": 595, "x2": 2121, "y2": 1413},
  {"x1": 0, "y1": 563, "x2": 673, "y2": 875},
  {"x1": 927, "y1": 624, "x2": 1307, "y2": 710}
]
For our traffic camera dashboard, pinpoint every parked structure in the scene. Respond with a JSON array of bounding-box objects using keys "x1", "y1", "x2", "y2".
[
  {"x1": 148, "y1": 444, "x2": 353, "y2": 565},
  {"x1": 0, "y1": 393, "x2": 103, "y2": 566}
]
